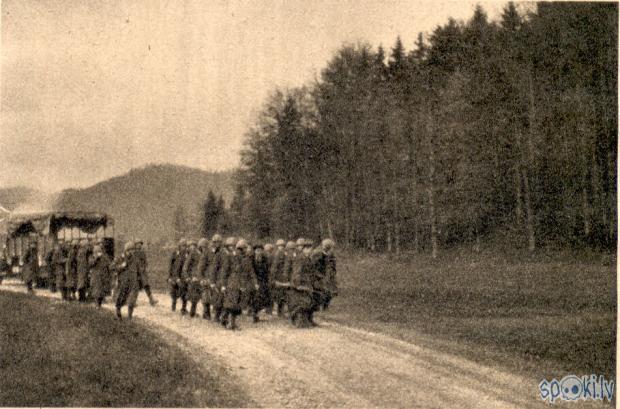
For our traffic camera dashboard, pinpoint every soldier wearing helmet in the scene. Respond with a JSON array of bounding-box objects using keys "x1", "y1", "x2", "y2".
[
  {"x1": 250, "y1": 243, "x2": 271, "y2": 322},
  {"x1": 217, "y1": 237, "x2": 235, "y2": 327},
  {"x1": 76, "y1": 239, "x2": 92, "y2": 302},
  {"x1": 22, "y1": 240, "x2": 39, "y2": 294},
  {"x1": 168, "y1": 238, "x2": 188, "y2": 312},
  {"x1": 271, "y1": 239, "x2": 290, "y2": 317},
  {"x1": 64, "y1": 240, "x2": 80, "y2": 300},
  {"x1": 199, "y1": 233, "x2": 224, "y2": 321},
  {"x1": 316, "y1": 239, "x2": 338, "y2": 310},
  {"x1": 51, "y1": 241, "x2": 68, "y2": 300},
  {"x1": 113, "y1": 241, "x2": 140, "y2": 320},
  {"x1": 89, "y1": 243, "x2": 111, "y2": 308},
  {"x1": 177, "y1": 240, "x2": 197, "y2": 315},
  {"x1": 134, "y1": 240, "x2": 157, "y2": 307},
  {"x1": 185, "y1": 239, "x2": 205, "y2": 318},
  {"x1": 288, "y1": 238, "x2": 318, "y2": 328},
  {"x1": 221, "y1": 239, "x2": 258, "y2": 330}
]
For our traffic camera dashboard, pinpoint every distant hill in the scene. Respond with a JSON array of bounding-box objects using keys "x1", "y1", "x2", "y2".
[
  {"x1": 0, "y1": 186, "x2": 53, "y2": 213},
  {"x1": 54, "y1": 164, "x2": 234, "y2": 242}
]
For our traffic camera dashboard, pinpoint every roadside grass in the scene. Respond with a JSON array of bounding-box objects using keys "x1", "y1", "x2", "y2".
[
  {"x1": 330, "y1": 247, "x2": 616, "y2": 379},
  {"x1": 0, "y1": 291, "x2": 250, "y2": 407},
  {"x1": 145, "y1": 245, "x2": 616, "y2": 378}
]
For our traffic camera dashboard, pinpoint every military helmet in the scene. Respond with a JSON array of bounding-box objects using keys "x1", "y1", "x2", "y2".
[
  {"x1": 211, "y1": 234, "x2": 223, "y2": 243},
  {"x1": 276, "y1": 239, "x2": 286, "y2": 247},
  {"x1": 225, "y1": 237, "x2": 236, "y2": 247},
  {"x1": 253, "y1": 242, "x2": 264, "y2": 250},
  {"x1": 236, "y1": 239, "x2": 247, "y2": 249},
  {"x1": 178, "y1": 238, "x2": 187, "y2": 246},
  {"x1": 124, "y1": 241, "x2": 134, "y2": 252},
  {"x1": 198, "y1": 238, "x2": 209, "y2": 248},
  {"x1": 285, "y1": 241, "x2": 296, "y2": 250},
  {"x1": 322, "y1": 238, "x2": 335, "y2": 250},
  {"x1": 187, "y1": 239, "x2": 197, "y2": 247},
  {"x1": 296, "y1": 238, "x2": 305, "y2": 247},
  {"x1": 303, "y1": 239, "x2": 314, "y2": 248},
  {"x1": 264, "y1": 243, "x2": 274, "y2": 252}
]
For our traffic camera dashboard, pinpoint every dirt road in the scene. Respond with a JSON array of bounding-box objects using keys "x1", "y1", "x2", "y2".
[{"x1": 1, "y1": 280, "x2": 549, "y2": 408}]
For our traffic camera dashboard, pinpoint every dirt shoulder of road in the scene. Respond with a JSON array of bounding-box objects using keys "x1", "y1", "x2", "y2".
[{"x1": 0, "y1": 289, "x2": 250, "y2": 407}]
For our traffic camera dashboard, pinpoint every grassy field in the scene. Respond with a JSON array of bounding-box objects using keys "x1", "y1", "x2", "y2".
[
  {"x1": 145, "y1": 245, "x2": 616, "y2": 379},
  {"x1": 0, "y1": 291, "x2": 249, "y2": 407}
]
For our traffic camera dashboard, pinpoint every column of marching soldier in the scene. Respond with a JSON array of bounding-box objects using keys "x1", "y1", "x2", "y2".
[{"x1": 13, "y1": 234, "x2": 338, "y2": 329}]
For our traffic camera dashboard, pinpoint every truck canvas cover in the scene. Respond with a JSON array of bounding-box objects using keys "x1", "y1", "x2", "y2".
[{"x1": 5, "y1": 211, "x2": 112, "y2": 237}]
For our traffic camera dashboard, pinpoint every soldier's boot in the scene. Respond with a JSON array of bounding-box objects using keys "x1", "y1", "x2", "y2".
[
  {"x1": 322, "y1": 296, "x2": 331, "y2": 311},
  {"x1": 189, "y1": 302, "x2": 197, "y2": 317},
  {"x1": 128, "y1": 306, "x2": 134, "y2": 320},
  {"x1": 26, "y1": 282, "x2": 34, "y2": 293},
  {"x1": 171, "y1": 297, "x2": 177, "y2": 312},
  {"x1": 277, "y1": 303, "x2": 284, "y2": 318},
  {"x1": 202, "y1": 304, "x2": 211, "y2": 320},
  {"x1": 96, "y1": 297, "x2": 103, "y2": 308},
  {"x1": 220, "y1": 311, "x2": 228, "y2": 327},
  {"x1": 252, "y1": 309, "x2": 259, "y2": 323},
  {"x1": 50, "y1": 283, "x2": 57, "y2": 293},
  {"x1": 78, "y1": 288, "x2": 86, "y2": 303},
  {"x1": 308, "y1": 311, "x2": 318, "y2": 327},
  {"x1": 115, "y1": 307, "x2": 123, "y2": 320},
  {"x1": 181, "y1": 299, "x2": 188, "y2": 316},
  {"x1": 143, "y1": 286, "x2": 158, "y2": 306},
  {"x1": 214, "y1": 307, "x2": 222, "y2": 323},
  {"x1": 229, "y1": 315, "x2": 238, "y2": 330}
]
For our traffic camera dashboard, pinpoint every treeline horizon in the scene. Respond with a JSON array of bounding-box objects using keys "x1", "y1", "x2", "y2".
[{"x1": 225, "y1": 2, "x2": 616, "y2": 255}]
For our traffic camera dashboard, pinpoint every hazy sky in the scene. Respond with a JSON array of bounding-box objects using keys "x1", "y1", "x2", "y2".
[{"x1": 1, "y1": 0, "x2": 510, "y2": 192}]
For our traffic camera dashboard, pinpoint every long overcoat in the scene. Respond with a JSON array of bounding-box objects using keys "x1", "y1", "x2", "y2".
[
  {"x1": 76, "y1": 246, "x2": 91, "y2": 290},
  {"x1": 89, "y1": 253, "x2": 111, "y2": 300},
  {"x1": 115, "y1": 252, "x2": 140, "y2": 308},
  {"x1": 22, "y1": 247, "x2": 38, "y2": 284}
]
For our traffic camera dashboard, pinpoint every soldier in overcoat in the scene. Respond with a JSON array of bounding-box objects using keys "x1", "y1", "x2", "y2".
[
  {"x1": 185, "y1": 239, "x2": 204, "y2": 317},
  {"x1": 313, "y1": 239, "x2": 338, "y2": 310},
  {"x1": 89, "y1": 244, "x2": 111, "y2": 307},
  {"x1": 222, "y1": 239, "x2": 258, "y2": 330},
  {"x1": 76, "y1": 240, "x2": 91, "y2": 302},
  {"x1": 288, "y1": 239, "x2": 318, "y2": 328},
  {"x1": 135, "y1": 240, "x2": 157, "y2": 306},
  {"x1": 167, "y1": 239, "x2": 187, "y2": 312},
  {"x1": 114, "y1": 242, "x2": 140, "y2": 320},
  {"x1": 206, "y1": 234, "x2": 225, "y2": 322},
  {"x1": 270, "y1": 239, "x2": 290, "y2": 317},
  {"x1": 218, "y1": 237, "x2": 236, "y2": 327},
  {"x1": 44, "y1": 247, "x2": 56, "y2": 292},
  {"x1": 65, "y1": 240, "x2": 79, "y2": 300},
  {"x1": 51, "y1": 242, "x2": 67, "y2": 300},
  {"x1": 251, "y1": 244, "x2": 271, "y2": 322},
  {"x1": 22, "y1": 241, "x2": 38, "y2": 293}
]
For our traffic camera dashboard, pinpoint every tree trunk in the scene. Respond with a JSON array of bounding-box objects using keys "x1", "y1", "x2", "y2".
[
  {"x1": 522, "y1": 167, "x2": 536, "y2": 252},
  {"x1": 514, "y1": 160, "x2": 523, "y2": 224},
  {"x1": 428, "y1": 139, "x2": 438, "y2": 259},
  {"x1": 524, "y1": 73, "x2": 537, "y2": 252}
]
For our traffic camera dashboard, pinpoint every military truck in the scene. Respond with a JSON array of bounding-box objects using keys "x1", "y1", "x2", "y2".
[{"x1": 0, "y1": 211, "x2": 115, "y2": 287}]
